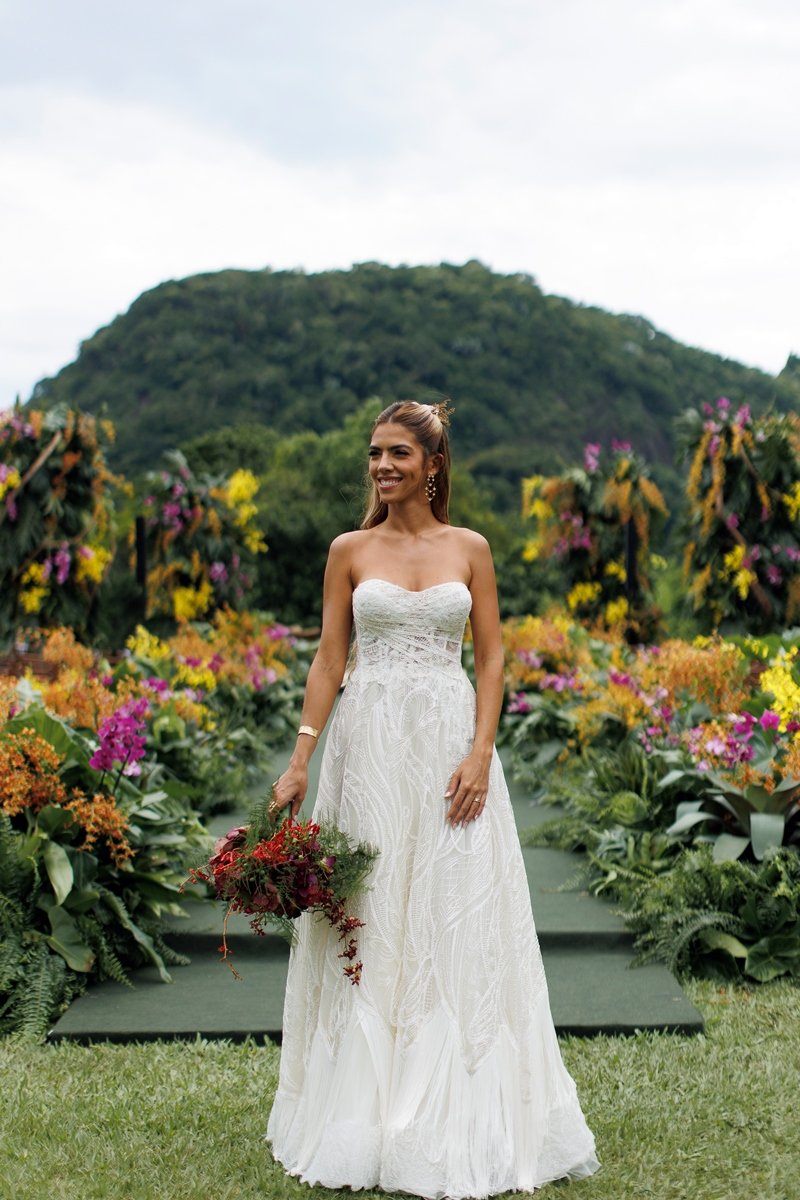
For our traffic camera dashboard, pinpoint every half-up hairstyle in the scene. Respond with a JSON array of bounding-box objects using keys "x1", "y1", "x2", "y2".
[{"x1": 362, "y1": 401, "x2": 453, "y2": 528}]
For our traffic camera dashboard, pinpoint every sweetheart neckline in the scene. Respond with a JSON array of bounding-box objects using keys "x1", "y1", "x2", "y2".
[{"x1": 354, "y1": 578, "x2": 470, "y2": 596}]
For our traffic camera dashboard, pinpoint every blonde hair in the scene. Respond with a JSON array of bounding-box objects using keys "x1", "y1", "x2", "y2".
[{"x1": 361, "y1": 401, "x2": 453, "y2": 528}]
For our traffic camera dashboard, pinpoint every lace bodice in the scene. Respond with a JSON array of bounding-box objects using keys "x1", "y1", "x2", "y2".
[{"x1": 352, "y1": 579, "x2": 471, "y2": 679}]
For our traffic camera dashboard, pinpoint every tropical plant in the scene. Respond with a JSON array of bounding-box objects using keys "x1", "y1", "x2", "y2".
[
  {"x1": 520, "y1": 440, "x2": 668, "y2": 640},
  {"x1": 139, "y1": 450, "x2": 267, "y2": 624},
  {"x1": 0, "y1": 403, "x2": 124, "y2": 647},
  {"x1": 619, "y1": 845, "x2": 800, "y2": 983},
  {"x1": 678, "y1": 398, "x2": 800, "y2": 632}
]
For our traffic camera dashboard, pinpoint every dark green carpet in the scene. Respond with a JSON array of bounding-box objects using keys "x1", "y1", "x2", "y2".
[{"x1": 49, "y1": 738, "x2": 703, "y2": 1042}]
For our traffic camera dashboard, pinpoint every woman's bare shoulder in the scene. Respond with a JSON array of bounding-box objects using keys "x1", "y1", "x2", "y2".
[{"x1": 445, "y1": 525, "x2": 491, "y2": 553}]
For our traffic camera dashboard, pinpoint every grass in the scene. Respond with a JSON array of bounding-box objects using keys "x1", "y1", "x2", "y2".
[{"x1": 1, "y1": 981, "x2": 798, "y2": 1200}]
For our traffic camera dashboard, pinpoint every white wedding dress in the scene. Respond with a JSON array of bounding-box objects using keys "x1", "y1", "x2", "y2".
[{"x1": 267, "y1": 580, "x2": 599, "y2": 1198}]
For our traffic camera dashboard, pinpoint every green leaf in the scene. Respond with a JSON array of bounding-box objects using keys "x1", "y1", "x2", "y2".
[
  {"x1": 667, "y1": 811, "x2": 711, "y2": 836},
  {"x1": 745, "y1": 933, "x2": 800, "y2": 983},
  {"x1": 42, "y1": 841, "x2": 74, "y2": 905},
  {"x1": 749, "y1": 813, "x2": 786, "y2": 861},
  {"x1": 712, "y1": 833, "x2": 750, "y2": 862},
  {"x1": 656, "y1": 769, "x2": 693, "y2": 792},
  {"x1": 34, "y1": 805, "x2": 74, "y2": 838},
  {"x1": 45, "y1": 905, "x2": 95, "y2": 972},
  {"x1": 698, "y1": 929, "x2": 748, "y2": 959},
  {"x1": 101, "y1": 890, "x2": 172, "y2": 983},
  {"x1": 743, "y1": 784, "x2": 774, "y2": 813}
]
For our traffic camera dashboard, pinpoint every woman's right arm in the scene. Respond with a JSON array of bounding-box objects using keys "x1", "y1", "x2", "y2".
[{"x1": 271, "y1": 534, "x2": 355, "y2": 817}]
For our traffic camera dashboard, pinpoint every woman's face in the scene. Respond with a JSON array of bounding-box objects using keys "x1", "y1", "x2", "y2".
[{"x1": 368, "y1": 422, "x2": 432, "y2": 504}]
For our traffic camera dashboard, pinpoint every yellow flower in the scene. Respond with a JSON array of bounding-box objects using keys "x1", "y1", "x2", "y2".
[
  {"x1": 126, "y1": 625, "x2": 170, "y2": 660},
  {"x1": 733, "y1": 568, "x2": 755, "y2": 599},
  {"x1": 224, "y1": 469, "x2": 260, "y2": 509},
  {"x1": 566, "y1": 581, "x2": 602, "y2": 611},
  {"x1": 760, "y1": 648, "x2": 800, "y2": 730},
  {"x1": 244, "y1": 527, "x2": 267, "y2": 554},
  {"x1": 521, "y1": 475, "x2": 544, "y2": 519},
  {"x1": 0, "y1": 465, "x2": 21, "y2": 500},
  {"x1": 75, "y1": 544, "x2": 112, "y2": 584},
  {"x1": 649, "y1": 554, "x2": 668, "y2": 570},
  {"x1": 176, "y1": 663, "x2": 217, "y2": 692},
  {"x1": 782, "y1": 482, "x2": 800, "y2": 522},
  {"x1": 604, "y1": 561, "x2": 627, "y2": 581},
  {"x1": 721, "y1": 544, "x2": 745, "y2": 575},
  {"x1": 172, "y1": 581, "x2": 213, "y2": 622},
  {"x1": 522, "y1": 538, "x2": 540, "y2": 562},
  {"x1": 19, "y1": 562, "x2": 49, "y2": 613},
  {"x1": 604, "y1": 596, "x2": 629, "y2": 625}
]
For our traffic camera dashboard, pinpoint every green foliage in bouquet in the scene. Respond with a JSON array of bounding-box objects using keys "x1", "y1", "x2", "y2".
[
  {"x1": 679, "y1": 398, "x2": 800, "y2": 633},
  {"x1": 520, "y1": 440, "x2": 668, "y2": 641},
  {"x1": 188, "y1": 793, "x2": 378, "y2": 984},
  {"x1": 140, "y1": 450, "x2": 267, "y2": 624},
  {"x1": 0, "y1": 403, "x2": 124, "y2": 647}
]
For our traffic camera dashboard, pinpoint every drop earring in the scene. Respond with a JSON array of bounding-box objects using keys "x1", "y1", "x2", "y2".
[{"x1": 425, "y1": 473, "x2": 437, "y2": 502}]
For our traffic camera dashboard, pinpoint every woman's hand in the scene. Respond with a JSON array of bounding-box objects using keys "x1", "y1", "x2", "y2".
[
  {"x1": 445, "y1": 750, "x2": 492, "y2": 826},
  {"x1": 270, "y1": 765, "x2": 308, "y2": 820}
]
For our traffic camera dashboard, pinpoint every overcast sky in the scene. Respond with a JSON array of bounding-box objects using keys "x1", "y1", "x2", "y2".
[{"x1": 2, "y1": 0, "x2": 798, "y2": 405}]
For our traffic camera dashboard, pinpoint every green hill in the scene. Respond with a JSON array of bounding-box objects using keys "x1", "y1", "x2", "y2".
[{"x1": 31, "y1": 261, "x2": 798, "y2": 508}]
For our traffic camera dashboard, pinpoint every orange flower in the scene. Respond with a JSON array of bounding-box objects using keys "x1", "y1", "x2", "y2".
[
  {"x1": 0, "y1": 729, "x2": 66, "y2": 816},
  {"x1": 65, "y1": 789, "x2": 134, "y2": 866}
]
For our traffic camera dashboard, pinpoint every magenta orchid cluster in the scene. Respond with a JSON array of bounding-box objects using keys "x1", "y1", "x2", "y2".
[
  {"x1": 244, "y1": 643, "x2": 279, "y2": 691},
  {"x1": 0, "y1": 410, "x2": 36, "y2": 440},
  {"x1": 539, "y1": 670, "x2": 583, "y2": 694},
  {"x1": 89, "y1": 696, "x2": 150, "y2": 778},
  {"x1": 583, "y1": 440, "x2": 633, "y2": 474},
  {"x1": 553, "y1": 512, "x2": 593, "y2": 558},
  {"x1": 703, "y1": 397, "x2": 753, "y2": 464},
  {"x1": 686, "y1": 709, "x2": 797, "y2": 774}
]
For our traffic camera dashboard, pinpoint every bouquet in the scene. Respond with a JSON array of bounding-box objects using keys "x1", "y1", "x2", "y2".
[{"x1": 186, "y1": 794, "x2": 378, "y2": 984}]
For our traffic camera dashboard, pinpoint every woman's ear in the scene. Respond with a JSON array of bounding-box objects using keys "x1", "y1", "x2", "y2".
[{"x1": 428, "y1": 451, "x2": 445, "y2": 474}]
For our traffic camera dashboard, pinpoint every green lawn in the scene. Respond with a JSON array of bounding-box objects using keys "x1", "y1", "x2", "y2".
[{"x1": 1, "y1": 981, "x2": 797, "y2": 1200}]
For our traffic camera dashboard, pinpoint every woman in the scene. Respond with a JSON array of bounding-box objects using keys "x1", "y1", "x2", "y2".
[{"x1": 268, "y1": 401, "x2": 599, "y2": 1198}]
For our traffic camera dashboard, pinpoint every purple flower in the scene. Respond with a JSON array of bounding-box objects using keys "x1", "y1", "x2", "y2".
[
  {"x1": 716, "y1": 396, "x2": 731, "y2": 413},
  {"x1": 583, "y1": 443, "x2": 601, "y2": 473},
  {"x1": 90, "y1": 696, "x2": 149, "y2": 775},
  {"x1": 766, "y1": 565, "x2": 783, "y2": 587},
  {"x1": 735, "y1": 404, "x2": 751, "y2": 427},
  {"x1": 708, "y1": 434, "x2": 721, "y2": 458},
  {"x1": 611, "y1": 439, "x2": 632, "y2": 453},
  {"x1": 507, "y1": 691, "x2": 532, "y2": 714},
  {"x1": 54, "y1": 543, "x2": 71, "y2": 586},
  {"x1": 702, "y1": 401, "x2": 714, "y2": 416},
  {"x1": 517, "y1": 649, "x2": 543, "y2": 669},
  {"x1": 759, "y1": 710, "x2": 781, "y2": 731},
  {"x1": 210, "y1": 561, "x2": 228, "y2": 583},
  {"x1": 726, "y1": 513, "x2": 740, "y2": 530},
  {"x1": 161, "y1": 501, "x2": 182, "y2": 527},
  {"x1": 143, "y1": 676, "x2": 171, "y2": 695}
]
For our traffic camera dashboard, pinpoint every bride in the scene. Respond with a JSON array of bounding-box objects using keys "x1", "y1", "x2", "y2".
[{"x1": 267, "y1": 401, "x2": 599, "y2": 1198}]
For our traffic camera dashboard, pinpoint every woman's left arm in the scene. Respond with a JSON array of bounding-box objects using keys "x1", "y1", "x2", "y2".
[{"x1": 445, "y1": 534, "x2": 505, "y2": 826}]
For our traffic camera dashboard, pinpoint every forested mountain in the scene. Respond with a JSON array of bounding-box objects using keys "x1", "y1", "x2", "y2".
[{"x1": 32, "y1": 261, "x2": 798, "y2": 508}]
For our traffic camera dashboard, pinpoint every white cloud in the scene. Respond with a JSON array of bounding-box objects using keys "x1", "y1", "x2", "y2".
[{"x1": 1, "y1": 0, "x2": 799, "y2": 403}]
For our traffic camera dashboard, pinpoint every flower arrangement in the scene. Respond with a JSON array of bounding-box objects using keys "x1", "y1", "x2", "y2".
[
  {"x1": 520, "y1": 440, "x2": 668, "y2": 640},
  {"x1": 187, "y1": 797, "x2": 378, "y2": 985},
  {"x1": 503, "y1": 611, "x2": 800, "y2": 982},
  {"x1": 0, "y1": 404, "x2": 124, "y2": 645},
  {"x1": 0, "y1": 612, "x2": 305, "y2": 1037},
  {"x1": 139, "y1": 451, "x2": 267, "y2": 623},
  {"x1": 678, "y1": 398, "x2": 800, "y2": 632}
]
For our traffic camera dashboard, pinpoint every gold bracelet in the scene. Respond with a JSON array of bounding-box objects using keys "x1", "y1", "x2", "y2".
[{"x1": 298, "y1": 724, "x2": 320, "y2": 739}]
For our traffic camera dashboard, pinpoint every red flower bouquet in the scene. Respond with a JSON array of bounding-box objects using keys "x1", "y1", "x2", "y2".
[{"x1": 186, "y1": 797, "x2": 378, "y2": 984}]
